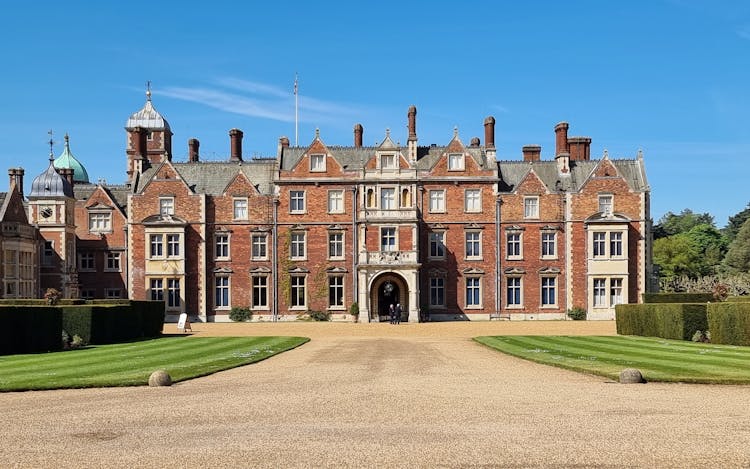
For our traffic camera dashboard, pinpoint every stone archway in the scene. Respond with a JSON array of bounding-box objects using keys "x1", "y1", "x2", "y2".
[{"x1": 370, "y1": 273, "x2": 409, "y2": 322}]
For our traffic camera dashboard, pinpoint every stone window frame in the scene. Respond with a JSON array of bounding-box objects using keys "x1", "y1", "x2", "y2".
[
  {"x1": 251, "y1": 274, "x2": 269, "y2": 310},
  {"x1": 87, "y1": 210, "x2": 113, "y2": 234},
  {"x1": 289, "y1": 274, "x2": 307, "y2": 309},
  {"x1": 428, "y1": 189, "x2": 446, "y2": 213},
  {"x1": 290, "y1": 190, "x2": 306, "y2": 214},
  {"x1": 310, "y1": 153, "x2": 326, "y2": 172},
  {"x1": 251, "y1": 233, "x2": 268, "y2": 260},
  {"x1": 429, "y1": 276, "x2": 446, "y2": 308},
  {"x1": 327, "y1": 189, "x2": 345, "y2": 214},
  {"x1": 214, "y1": 275, "x2": 231, "y2": 310},
  {"x1": 465, "y1": 230, "x2": 483, "y2": 260},
  {"x1": 328, "y1": 274, "x2": 345, "y2": 310},
  {"x1": 540, "y1": 275, "x2": 558, "y2": 308},
  {"x1": 328, "y1": 231, "x2": 345, "y2": 260},
  {"x1": 505, "y1": 276, "x2": 523, "y2": 309},
  {"x1": 598, "y1": 193, "x2": 614, "y2": 215},
  {"x1": 523, "y1": 196, "x2": 539, "y2": 219},
  {"x1": 233, "y1": 197, "x2": 249, "y2": 220},
  {"x1": 448, "y1": 153, "x2": 465, "y2": 171},
  {"x1": 464, "y1": 188, "x2": 482, "y2": 213},
  {"x1": 105, "y1": 251, "x2": 122, "y2": 272},
  {"x1": 290, "y1": 231, "x2": 307, "y2": 260},
  {"x1": 78, "y1": 251, "x2": 96, "y2": 272},
  {"x1": 380, "y1": 226, "x2": 398, "y2": 252},
  {"x1": 159, "y1": 197, "x2": 175, "y2": 216},
  {"x1": 465, "y1": 275, "x2": 483, "y2": 309},
  {"x1": 429, "y1": 231, "x2": 446, "y2": 260},
  {"x1": 215, "y1": 233, "x2": 231, "y2": 260}
]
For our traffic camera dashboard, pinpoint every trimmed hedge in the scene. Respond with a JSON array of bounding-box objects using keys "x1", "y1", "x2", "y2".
[
  {"x1": 726, "y1": 296, "x2": 750, "y2": 303},
  {"x1": 642, "y1": 293, "x2": 714, "y2": 303},
  {"x1": 0, "y1": 306, "x2": 62, "y2": 355},
  {"x1": 707, "y1": 302, "x2": 750, "y2": 346},
  {"x1": 0, "y1": 299, "x2": 86, "y2": 306},
  {"x1": 615, "y1": 303, "x2": 708, "y2": 340}
]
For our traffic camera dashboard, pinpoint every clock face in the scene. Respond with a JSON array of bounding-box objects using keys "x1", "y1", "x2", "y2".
[{"x1": 41, "y1": 207, "x2": 53, "y2": 219}]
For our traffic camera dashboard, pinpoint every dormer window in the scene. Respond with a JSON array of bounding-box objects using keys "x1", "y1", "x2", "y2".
[
  {"x1": 88, "y1": 211, "x2": 112, "y2": 233},
  {"x1": 380, "y1": 154, "x2": 397, "y2": 170},
  {"x1": 159, "y1": 197, "x2": 174, "y2": 216},
  {"x1": 448, "y1": 153, "x2": 464, "y2": 171},
  {"x1": 599, "y1": 195, "x2": 613, "y2": 215},
  {"x1": 310, "y1": 154, "x2": 326, "y2": 172}
]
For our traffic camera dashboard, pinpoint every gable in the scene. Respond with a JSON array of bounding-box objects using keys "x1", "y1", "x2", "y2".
[
  {"x1": 593, "y1": 159, "x2": 619, "y2": 178},
  {"x1": 223, "y1": 171, "x2": 259, "y2": 195},
  {"x1": 0, "y1": 189, "x2": 28, "y2": 223},
  {"x1": 515, "y1": 169, "x2": 549, "y2": 194}
]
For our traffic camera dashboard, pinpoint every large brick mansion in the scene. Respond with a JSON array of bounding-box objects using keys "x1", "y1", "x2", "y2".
[{"x1": 0, "y1": 92, "x2": 652, "y2": 321}]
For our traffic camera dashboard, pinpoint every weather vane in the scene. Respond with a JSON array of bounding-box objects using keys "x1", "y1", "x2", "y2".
[
  {"x1": 146, "y1": 80, "x2": 152, "y2": 101},
  {"x1": 47, "y1": 129, "x2": 55, "y2": 161}
]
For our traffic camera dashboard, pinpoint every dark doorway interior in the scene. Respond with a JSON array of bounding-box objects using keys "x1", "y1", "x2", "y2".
[{"x1": 377, "y1": 280, "x2": 401, "y2": 322}]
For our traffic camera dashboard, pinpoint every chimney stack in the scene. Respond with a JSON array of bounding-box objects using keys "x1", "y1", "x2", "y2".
[
  {"x1": 484, "y1": 116, "x2": 495, "y2": 149},
  {"x1": 522, "y1": 145, "x2": 542, "y2": 162},
  {"x1": 8, "y1": 168, "x2": 24, "y2": 196},
  {"x1": 229, "y1": 128, "x2": 243, "y2": 162},
  {"x1": 407, "y1": 106, "x2": 417, "y2": 141},
  {"x1": 280, "y1": 136, "x2": 290, "y2": 149},
  {"x1": 58, "y1": 168, "x2": 75, "y2": 187},
  {"x1": 188, "y1": 138, "x2": 200, "y2": 163},
  {"x1": 470, "y1": 137, "x2": 480, "y2": 147},
  {"x1": 132, "y1": 126, "x2": 145, "y2": 158},
  {"x1": 354, "y1": 123, "x2": 363, "y2": 148},
  {"x1": 554, "y1": 122, "x2": 569, "y2": 156},
  {"x1": 568, "y1": 137, "x2": 592, "y2": 161}
]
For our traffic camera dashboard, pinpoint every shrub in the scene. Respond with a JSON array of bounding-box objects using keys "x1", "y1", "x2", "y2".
[
  {"x1": 308, "y1": 311, "x2": 331, "y2": 322},
  {"x1": 229, "y1": 307, "x2": 252, "y2": 322},
  {"x1": 566, "y1": 307, "x2": 587, "y2": 320},
  {"x1": 615, "y1": 303, "x2": 708, "y2": 340},
  {"x1": 642, "y1": 293, "x2": 714, "y2": 303},
  {"x1": 691, "y1": 330, "x2": 711, "y2": 343},
  {"x1": 713, "y1": 283, "x2": 729, "y2": 302},
  {"x1": 44, "y1": 288, "x2": 61, "y2": 305},
  {"x1": 71, "y1": 334, "x2": 86, "y2": 349},
  {"x1": 726, "y1": 296, "x2": 750, "y2": 303},
  {"x1": 707, "y1": 302, "x2": 750, "y2": 346},
  {"x1": 349, "y1": 302, "x2": 359, "y2": 317}
]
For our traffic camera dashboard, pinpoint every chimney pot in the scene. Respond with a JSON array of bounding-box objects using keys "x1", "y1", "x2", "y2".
[
  {"x1": 554, "y1": 121, "x2": 569, "y2": 156},
  {"x1": 8, "y1": 168, "x2": 24, "y2": 196},
  {"x1": 567, "y1": 136, "x2": 592, "y2": 161},
  {"x1": 407, "y1": 105, "x2": 417, "y2": 141},
  {"x1": 188, "y1": 138, "x2": 200, "y2": 162},
  {"x1": 280, "y1": 136, "x2": 290, "y2": 148},
  {"x1": 470, "y1": 137, "x2": 480, "y2": 147},
  {"x1": 229, "y1": 128, "x2": 243, "y2": 162},
  {"x1": 522, "y1": 145, "x2": 542, "y2": 162},
  {"x1": 354, "y1": 123, "x2": 363, "y2": 148},
  {"x1": 484, "y1": 116, "x2": 496, "y2": 149}
]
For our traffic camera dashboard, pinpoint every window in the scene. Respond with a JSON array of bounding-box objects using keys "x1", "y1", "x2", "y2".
[
  {"x1": 4, "y1": 250, "x2": 17, "y2": 279},
  {"x1": 430, "y1": 277, "x2": 445, "y2": 307},
  {"x1": 290, "y1": 275, "x2": 306, "y2": 308},
  {"x1": 328, "y1": 276, "x2": 344, "y2": 308},
  {"x1": 541, "y1": 277, "x2": 556, "y2": 306},
  {"x1": 290, "y1": 232, "x2": 306, "y2": 259},
  {"x1": 215, "y1": 276, "x2": 229, "y2": 308},
  {"x1": 88, "y1": 212, "x2": 112, "y2": 232},
  {"x1": 524, "y1": 197, "x2": 539, "y2": 219},
  {"x1": 610, "y1": 232, "x2": 623, "y2": 257},
  {"x1": 106, "y1": 252, "x2": 121, "y2": 271},
  {"x1": 380, "y1": 154, "x2": 396, "y2": 170},
  {"x1": 541, "y1": 232, "x2": 556, "y2": 258},
  {"x1": 448, "y1": 153, "x2": 464, "y2": 171},
  {"x1": 290, "y1": 190, "x2": 305, "y2": 213},
  {"x1": 380, "y1": 188, "x2": 396, "y2": 210},
  {"x1": 150, "y1": 234, "x2": 164, "y2": 258},
  {"x1": 593, "y1": 232, "x2": 606, "y2": 257},
  {"x1": 507, "y1": 233, "x2": 521, "y2": 258},
  {"x1": 506, "y1": 277, "x2": 522, "y2": 307},
  {"x1": 150, "y1": 279, "x2": 164, "y2": 301},
  {"x1": 465, "y1": 189, "x2": 481, "y2": 212},
  {"x1": 466, "y1": 232, "x2": 481, "y2": 259},
  {"x1": 429, "y1": 190, "x2": 445, "y2": 213},
  {"x1": 429, "y1": 232, "x2": 445, "y2": 258},
  {"x1": 215, "y1": 234, "x2": 229, "y2": 259},
  {"x1": 159, "y1": 197, "x2": 174, "y2": 216},
  {"x1": 328, "y1": 190, "x2": 344, "y2": 213},
  {"x1": 167, "y1": 234, "x2": 180, "y2": 257},
  {"x1": 310, "y1": 154, "x2": 326, "y2": 172},
  {"x1": 252, "y1": 234, "x2": 267, "y2": 259},
  {"x1": 167, "y1": 278, "x2": 181, "y2": 308},
  {"x1": 43, "y1": 241, "x2": 54, "y2": 266},
  {"x1": 81, "y1": 289, "x2": 96, "y2": 300},
  {"x1": 380, "y1": 227, "x2": 396, "y2": 252},
  {"x1": 78, "y1": 252, "x2": 95, "y2": 271},
  {"x1": 105, "y1": 289, "x2": 121, "y2": 299},
  {"x1": 599, "y1": 195, "x2": 613, "y2": 215},
  {"x1": 610, "y1": 278, "x2": 624, "y2": 306},
  {"x1": 328, "y1": 232, "x2": 344, "y2": 259},
  {"x1": 252, "y1": 276, "x2": 268, "y2": 308},
  {"x1": 233, "y1": 198, "x2": 248, "y2": 220},
  {"x1": 593, "y1": 278, "x2": 607, "y2": 307},
  {"x1": 466, "y1": 277, "x2": 481, "y2": 307}
]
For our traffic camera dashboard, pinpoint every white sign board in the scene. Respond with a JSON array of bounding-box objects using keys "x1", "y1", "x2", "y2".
[{"x1": 177, "y1": 313, "x2": 188, "y2": 331}]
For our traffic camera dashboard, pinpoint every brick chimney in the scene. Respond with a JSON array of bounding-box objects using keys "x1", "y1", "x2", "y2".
[
  {"x1": 8, "y1": 168, "x2": 24, "y2": 196},
  {"x1": 407, "y1": 106, "x2": 417, "y2": 141},
  {"x1": 354, "y1": 123, "x2": 363, "y2": 148},
  {"x1": 470, "y1": 137, "x2": 480, "y2": 147},
  {"x1": 188, "y1": 138, "x2": 200, "y2": 163},
  {"x1": 58, "y1": 168, "x2": 75, "y2": 187},
  {"x1": 132, "y1": 126, "x2": 145, "y2": 158},
  {"x1": 554, "y1": 122, "x2": 569, "y2": 156},
  {"x1": 229, "y1": 129, "x2": 243, "y2": 162},
  {"x1": 484, "y1": 116, "x2": 495, "y2": 149},
  {"x1": 522, "y1": 145, "x2": 541, "y2": 162},
  {"x1": 568, "y1": 137, "x2": 591, "y2": 161}
]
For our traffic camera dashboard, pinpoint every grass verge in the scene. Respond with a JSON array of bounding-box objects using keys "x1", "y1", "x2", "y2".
[
  {"x1": 474, "y1": 335, "x2": 750, "y2": 384},
  {"x1": 0, "y1": 336, "x2": 309, "y2": 392}
]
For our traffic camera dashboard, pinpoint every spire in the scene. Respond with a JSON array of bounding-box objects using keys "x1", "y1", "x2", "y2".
[
  {"x1": 54, "y1": 133, "x2": 90, "y2": 183},
  {"x1": 146, "y1": 80, "x2": 152, "y2": 102},
  {"x1": 48, "y1": 129, "x2": 55, "y2": 162}
]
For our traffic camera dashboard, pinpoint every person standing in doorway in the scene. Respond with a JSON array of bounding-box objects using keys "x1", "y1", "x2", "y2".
[
  {"x1": 395, "y1": 303, "x2": 402, "y2": 324},
  {"x1": 389, "y1": 304, "x2": 395, "y2": 324}
]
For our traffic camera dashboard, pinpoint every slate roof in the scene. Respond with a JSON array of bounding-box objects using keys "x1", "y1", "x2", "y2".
[
  {"x1": 73, "y1": 184, "x2": 131, "y2": 215},
  {"x1": 135, "y1": 160, "x2": 277, "y2": 196},
  {"x1": 126, "y1": 98, "x2": 171, "y2": 131},
  {"x1": 0, "y1": 193, "x2": 6, "y2": 221},
  {"x1": 30, "y1": 159, "x2": 74, "y2": 198}
]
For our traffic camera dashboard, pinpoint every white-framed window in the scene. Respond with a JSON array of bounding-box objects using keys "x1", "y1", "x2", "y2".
[
  {"x1": 290, "y1": 274, "x2": 306, "y2": 308},
  {"x1": 150, "y1": 234, "x2": 164, "y2": 258},
  {"x1": 310, "y1": 154, "x2": 326, "y2": 172},
  {"x1": 252, "y1": 275, "x2": 268, "y2": 308},
  {"x1": 465, "y1": 189, "x2": 481, "y2": 212},
  {"x1": 380, "y1": 227, "x2": 396, "y2": 252},
  {"x1": 610, "y1": 278, "x2": 624, "y2": 306},
  {"x1": 328, "y1": 190, "x2": 344, "y2": 213},
  {"x1": 328, "y1": 232, "x2": 344, "y2": 259},
  {"x1": 610, "y1": 232, "x2": 623, "y2": 257},
  {"x1": 150, "y1": 279, "x2": 164, "y2": 301},
  {"x1": 430, "y1": 277, "x2": 445, "y2": 307},
  {"x1": 507, "y1": 233, "x2": 522, "y2": 259},
  {"x1": 290, "y1": 232, "x2": 306, "y2": 259},
  {"x1": 429, "y1": 190, "x2": 446, "y2": 213},
  {"x1": 380, "y1": 188, "x2": 396, "y2": 210},
  {"x1": 105, "y1": 252, "x2": 121, "y2": 271},
  {"x1": 429, "y1": 232, "x2": 445, "y2": 258},
  {"x1": 252, "y1": 234, "x2": 267, "y2": 259},
  {"x1": 599, "y1": 194, "x2": 614, "y2": 215},
  {"x1": 593, "y1": 232, "x2": 606, "y2": 257},
  {"x1": 448, "y1": 153, "x2": 464, "y2": 171},
  {"x1": 541, "y1": 277, "x2": 557, "y2": 307},
  {"x1": 328, "y1": 275, "x2": 344, "y2": 308},
  {"x1": 215, "y1": 276, "x2": 230, "y2": 308},
  {"x1": 524, "y1": 196, "x2": 539, "y2": 219},
  {"x1": 506, "y1": 277, "x2": 522, "y2": 307},
  {"x1": 88, "y1": 212, "x2": 112, "y2": 232},
  {"x1": 215, "y1": 234, "x2": 229, "y2": 259},
  {"x1": 167, "y1": 278, "x2": 181, "y2": 308},
  {"x1": 290, "y1": 190, "x2": 305, "y2": 213},
  {"x1": 380, "y1": 153, "x2": 396, "y2": 170},
  {"x1": 466, "y1": 231, "x2": 482, "y2": 259},
  {"x1": 466, "y1": 277, "x2": 481, "y2": 307},
  {"x1": 159, "y1": 197, "x2": 174, "y2": 216},
  {"x1": 42, "y1": 241, "x2": 54, "y2": 266},
  {"x1": 78, "y1": 251, "x2": 95, "y2": 271},
  {"x1": 233, "y1": 198, "x2": 248, "y2": 220},
  {"x1": 541, "y1": 232, "x2": 556, "y2": 258},
  {"x1": 167, "y1": 234, "x2": 180, "y2": 257},
  {"x1": 593, "y1": 278, "x2": 607, "y2": 307},
  {"x1": 105, "y1": 288, "x2": 121, "y2": 299}
]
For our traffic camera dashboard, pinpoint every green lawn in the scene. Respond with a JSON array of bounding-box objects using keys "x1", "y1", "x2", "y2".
[
  {"x1": 0, "y1": 336, "x2": 309, "y2": 392},
  {"x1": 474, "y1": 335, "x2": 750, "y2": 384}
]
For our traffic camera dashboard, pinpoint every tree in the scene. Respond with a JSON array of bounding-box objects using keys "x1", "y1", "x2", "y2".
[
  {"x1": 724, "y1": 202, "x2": 750, "y2": 242},
  {"x1": 723, "y1": 218, "x2": 750, "y2": 273},
  {"x1": 653, "y1": 233, "x2": 703, "y2": 278},
  {"x1": 653, "y1": 209, "x2": 715, "y2": 239},
  {"x1": 685, "y1": 223, "x2": 727, "y2": 275}
]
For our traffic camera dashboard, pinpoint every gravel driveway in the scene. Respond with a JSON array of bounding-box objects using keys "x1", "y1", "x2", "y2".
[{"x1": 1, "y1": 321, "x2": 749, "y2": 468}]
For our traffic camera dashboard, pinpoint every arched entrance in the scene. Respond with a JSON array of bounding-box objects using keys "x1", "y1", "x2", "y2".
[{"x1": 370, "y1": 273, "x2": 409, "y2": 322}]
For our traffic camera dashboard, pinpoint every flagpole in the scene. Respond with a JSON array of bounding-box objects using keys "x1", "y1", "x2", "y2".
[{"x1": 294, "y1": 73, "x2": 298, "y2": 147}]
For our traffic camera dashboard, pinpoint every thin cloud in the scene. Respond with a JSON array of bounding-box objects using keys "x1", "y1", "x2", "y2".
[
  {"x1": 491, "y1": 104, "x2": 510, "y2": 114},
  {"x1": 159, "y1": 86, "x2": 294, "y2": 122}
]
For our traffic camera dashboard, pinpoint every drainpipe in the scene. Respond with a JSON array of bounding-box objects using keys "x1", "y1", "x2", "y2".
[
  {"x1": 495, "y1": 197, "x2": 501, "y2": 317},
  {"x1": 272, "y1": 197, "x2": 279, "y2": 321},
  {"x1": 351, "y1": 185, "x2": 358, "y2": 320}
]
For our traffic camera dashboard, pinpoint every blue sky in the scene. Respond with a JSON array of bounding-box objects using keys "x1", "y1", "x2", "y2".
[{"x1": 1, "y1": 0, "x2": 748, "y2": 226}]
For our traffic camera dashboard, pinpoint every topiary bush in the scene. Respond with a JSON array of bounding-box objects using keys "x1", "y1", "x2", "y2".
[
  {"x1": 707, "y1": 302, "x2": 750, "y2": 346},
  {"x1": 308, "y1": 310, "x2": 331, "y2": 321},
  {"x1": 642, "y1": 293, "x2": 714, "y2": 303},
  {"x1": 615, "y1": 303, "x2": 707, "y2": 340},
  {"x1": 229, "y1": 307, "x2": 252, "y2": 322},
  {"x1": 566, "y1": 307, "x2": 587, "y2": 320}
]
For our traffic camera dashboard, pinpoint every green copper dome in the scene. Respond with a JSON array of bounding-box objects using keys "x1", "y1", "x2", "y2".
[{"x1": 54, "y1": 134, "x2": 89, "y2": 183}]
